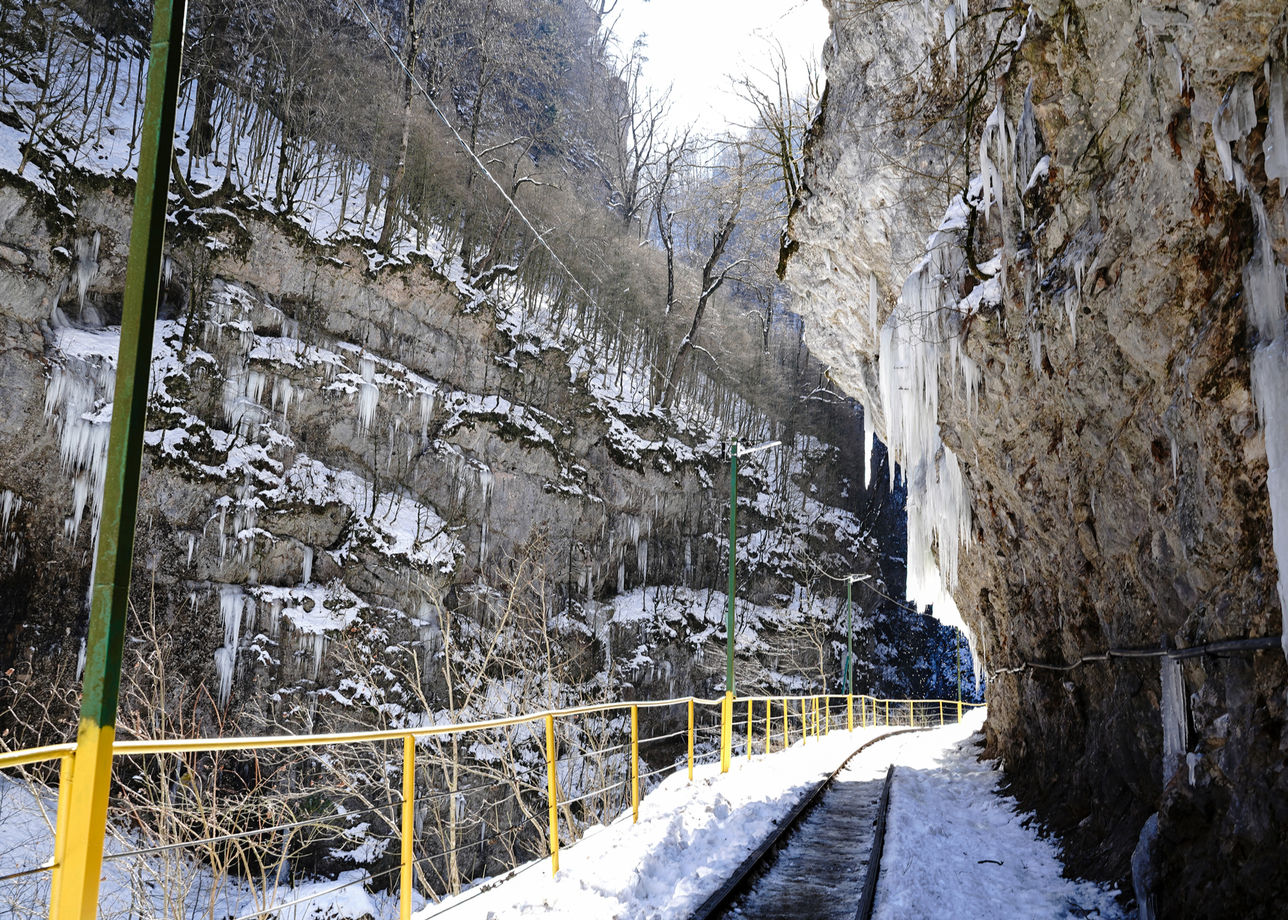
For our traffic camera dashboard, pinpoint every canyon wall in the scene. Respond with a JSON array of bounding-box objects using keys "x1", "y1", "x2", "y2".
[{"x1": 788, "y1": 0, "x2": 1288, "y2": 913}]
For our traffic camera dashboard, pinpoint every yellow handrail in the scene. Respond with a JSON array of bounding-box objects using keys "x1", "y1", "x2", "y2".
[{"x1": 0, "y1": 691, "x2": 987, "y2": 920}]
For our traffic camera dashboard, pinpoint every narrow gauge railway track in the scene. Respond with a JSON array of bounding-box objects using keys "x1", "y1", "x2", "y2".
[{"x1": 690, "y1": 729, "x2": 919, "y2": 920}]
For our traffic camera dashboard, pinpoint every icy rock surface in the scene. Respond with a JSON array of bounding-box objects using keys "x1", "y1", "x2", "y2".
[{"x1": 786, "y1": 0, "x2": 1288, "y2": 914}]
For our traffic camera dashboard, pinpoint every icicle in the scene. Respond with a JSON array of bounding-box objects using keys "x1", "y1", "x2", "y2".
[
  {"x1": 1160, "y1": 657, "x2": 1188, "y2": 783},
  {"x1": 272, "y1": 378, "x2": 294, "y2": 418},
  {"x1": 74, "y1": 231, "x2": 100, "y2": 315},
  {"x1": 1211, "y1": 76, "x2": 1257, "y2": 185},
  {"x1": 44, "y1": 362, "x2": 113, "y2": 544},
  {"x1": 187, "y1": 534, "x2": 195, "y2": 566},
  {"x1": 1, "y1": 490, "x2": 21, "y2": 532},
  {"x1": 419, "y1": 389, "x2": 435, "y2": 438},
  {"x1": 944, "y1": 2, "x2": 959, "y2": 76},
  {"x1": 863, "y1": 409, "x2": 874, "y2": 490},
  {"x1": 357, "y1": 357, "x2": 379, "y2": 432},
  {"x1": 867, "y1": 272, "x2": 880, "y2": 339},
  {"x1": 1265, "y1": 60, "x2": 1288, "y2": 190},
  {"x1": 302, "y1": 546, "x2": 314, "y2": 584},
  {"x1": 1028, "y1": 327, "x2": 1043, "y2": 375},
  {"x1": 1243, "y1": 192, "x2": 1288, "y2": 664},
  {"x1": 1064, "y1": 288, "x2": 1078, "y2": 346},
  {"x1": 477, "y1": 466, "x2": 493, "y2": 568}
]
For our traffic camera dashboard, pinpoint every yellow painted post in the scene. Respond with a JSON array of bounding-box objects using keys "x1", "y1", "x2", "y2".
[
  {"x1": 764, "y1": 700, "x2": 771, "y2": 755},
  {"x1": 544, "y1": 714, "x2": 560, "y2": 874},
  {"x1": 746, "y1": 698, "x2": 753, "y2": 760},
  {"x1": 847, "y1": 694, "x2": 854, "y2": 731},
  {"x1": 800, "y1": 697, "x2": 807, "y2": 743},
  {"x1": 781, "y1": 698, "x2": 788, "y2": 749},
  {"x1": 687, "y1": 699, "x2": 695, "y2": 782},
  {"x1": 720, "y1": 691, "x2": 732, "y2": 773},
  {"x1": 885, "y1": 699, "x2": 889, "y2": 725},
  {"x1": 630, "y1": 704, "x2": 640, "y2": 822},
  {"x1": 908, "y1": 699, "x2": 914, "y2": 727},
  {"x1": 401, "y1": 735, "x2": 415, "y2": 920},
  {"x1": 47, "y1": 753, "x2": 75, "y2": 920},
  {"x1": 957, "y1": 699, "x2": 963, "y2": 722},
  {"x1": 939, "y1": 701, "x2": 944, "y2": 725}
]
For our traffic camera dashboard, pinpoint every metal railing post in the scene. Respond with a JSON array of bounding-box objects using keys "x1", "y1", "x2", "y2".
[
  {"x1": 720, "y1": 692, "x2": 732, "y2": 773},
  {"x1": 800, "y1": 697, "x2": 807, "y2": 743},
  {"x1": 939, "y1": 700, "x2": 944, "y2": 725},
  {"x1": 687, "y1": 698, "x2": 695, "y2": 781},
  {"x1": 847, "y1": 694, "x2": 854, "y2": 732},
  {"x1": 885, "y1": 699, "x2": 890, "y2": 725},
  {"x1": 630, "y1": 705, "x2": 640, "y2": 822},
  {"x1": 957, "y1": 699, "x2": 963, "y2": 722},
  {"x1": 400, "y1": 735, "x2": 415, "y2": 920},
  {"x1": 908, "y1": 699, "x2": 914, "y2": 727},
  {"x1": 781, "y1": 698, "x2": 788, "y2": 749},
  {"x1": 544, "y1": 714, "x2": 559, "y2": 874},
  {"x1": 746, "y1": 698, "x2": 753, "y2": 759},
  {"x1": 47, "y1": 752, "x2": 75, "y2": 920},
  {"x1": 764, "y1": 699, "x2": 771, "y2": 755}
]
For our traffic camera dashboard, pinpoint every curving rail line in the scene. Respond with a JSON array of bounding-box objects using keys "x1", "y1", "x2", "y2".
[{"x1": 690, "y1": 730, "x2": 918, "y2": 920}]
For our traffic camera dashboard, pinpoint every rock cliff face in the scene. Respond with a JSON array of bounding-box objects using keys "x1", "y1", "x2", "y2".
[
  {"x1": 0, "y1": 172, "x2": 935, "y2": 758},
  {"x1": 789, "y1": 0, "x2": 1288, "y2": 914}
]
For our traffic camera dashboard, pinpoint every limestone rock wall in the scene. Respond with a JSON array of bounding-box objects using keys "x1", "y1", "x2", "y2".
[
  {"x1": 0, "y1": 174, "x2": 905, "y2": 755},
  {"x1": 789, "y1": 0, "x2": 1288, "y2": 913}
]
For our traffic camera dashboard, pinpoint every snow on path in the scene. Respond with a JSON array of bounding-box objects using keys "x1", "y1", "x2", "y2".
[
  {"x1": 426, "y1": 711, "x2": 1126, "y2": 920},
  {"x1": 874, "y1": 711, "x2": 1125, "y2": 920},
  {"x1": 417, "y1": 725, "x2": 894, "y2": 920}
]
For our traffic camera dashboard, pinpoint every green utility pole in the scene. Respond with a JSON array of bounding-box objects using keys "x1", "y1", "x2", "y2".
[
  {"x1": 721, "y1": 439, "x2": 778, "y2": 772},
  {"x1": 54, "y1": 2, "x2": 187, "y2": 918},
  {"x1": 845, "y1": 577, "x2": 852, "y2": 693}
]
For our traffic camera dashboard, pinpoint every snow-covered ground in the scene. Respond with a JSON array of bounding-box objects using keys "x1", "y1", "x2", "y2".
[
  {"x1": 875, "y1": 713, "x2": 1125, "y2": 919},
  {"x1": 416, "y1": 710, "x2": 1126, "y2": 920}
]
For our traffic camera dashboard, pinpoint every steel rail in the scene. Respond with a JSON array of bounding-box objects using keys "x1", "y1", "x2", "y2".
[{"x1": 688, "y1": 728, "x2": 924, "y2": 920}]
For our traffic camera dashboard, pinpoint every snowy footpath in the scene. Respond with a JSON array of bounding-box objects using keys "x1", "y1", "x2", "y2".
[
  {"x1": 873, "y1": 714, "x2": 1125, "y2": 920},
  {"x1": 421, "y1": 710, "x2": 1126, "y2": 920}
]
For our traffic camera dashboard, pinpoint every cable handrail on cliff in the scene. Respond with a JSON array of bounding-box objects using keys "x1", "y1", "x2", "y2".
[{"x1": 988, "y1": 633, "x2": 1283, "y2": 678}]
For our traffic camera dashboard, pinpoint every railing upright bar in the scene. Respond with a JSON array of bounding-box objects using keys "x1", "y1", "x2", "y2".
[
  {"x1": 47, "y1": 752, "x2": 75, "y2": 920},
  {"x1": 687, "y1": 699, "x2": 695, "y2": 782},
  {"x1": 630, "y1": 705, "x2": 640, "y2": 822},
  {"x1": 400, "y1": 735, "x2": 415, "y2": 920},
  {"x1": 746, "y1": 699, "x2": 753, "y2": 760},
  {"x1": 764, "y1": 699, "x2": 771, "y2": 755},
  {"x1": 544, "y1": 714, "x2": 559, "y2": 874}
]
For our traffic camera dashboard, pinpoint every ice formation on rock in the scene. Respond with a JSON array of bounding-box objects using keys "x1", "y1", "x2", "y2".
[{"x1": 44, "y1": 361, "x2": 114, "y2": 543}]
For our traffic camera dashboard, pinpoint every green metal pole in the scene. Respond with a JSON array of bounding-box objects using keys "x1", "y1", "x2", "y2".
[
  {"x1": 55, "y1": 3, "x2": 187, "y2": 919},
  {"x1": 845, "y1": 578, "x2": 853, "y2": 693},
  {"x1": 726, "y1": 441, "x2": 738, "y2": 696},
  {"x1": 721, "y1": 441, "x2": 738, "y2": 772}
]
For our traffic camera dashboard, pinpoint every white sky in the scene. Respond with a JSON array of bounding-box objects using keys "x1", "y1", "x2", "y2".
[{"x1": 607, "y1": 0, "x2": 831, "y2": 133}]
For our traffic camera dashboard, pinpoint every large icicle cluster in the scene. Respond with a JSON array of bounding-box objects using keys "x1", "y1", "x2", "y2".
[
  {"x1": 1209, "y1": 59, "x2": 1288, "y2": 662},
  {"x1": 877, "y1": 196, "x2": 988, "y2": 634}
]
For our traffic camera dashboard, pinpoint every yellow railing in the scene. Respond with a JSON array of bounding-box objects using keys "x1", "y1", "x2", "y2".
[{"x1": 0, "y1": 693, "x2": 984, "y2": 920}]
